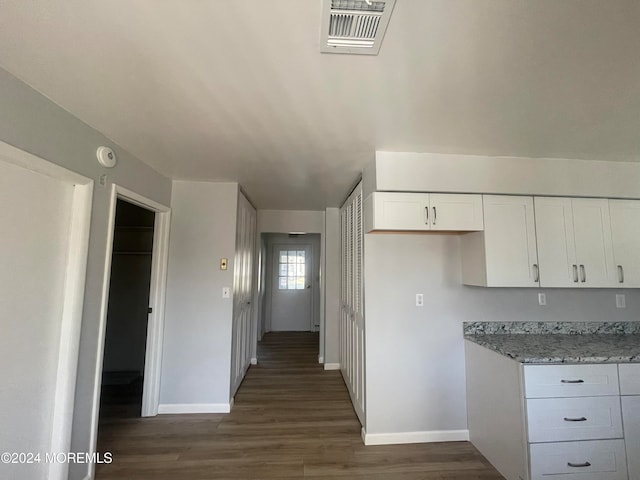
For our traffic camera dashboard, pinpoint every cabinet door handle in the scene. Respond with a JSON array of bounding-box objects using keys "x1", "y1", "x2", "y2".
[
  {"x1": 618, "y1": 265, "x2": 624, "y2": 284},
  {"x1": 580, "y1": 264, "x2": 586, "y2": 283},
  {"x1": 561, "y1": 379, "x2": 584, "y2": 384},
  {"x1": 572, "y1": 264, "x2": 579, "y2": 283},
  {"x1": 425, "y1": 206, "x2": 429, "y2": 225},
  {"x1": 563, "y1": 416, "x2": 587, "y2": 422},
  {"x1": 432, "y1": 206, "x2": 437, "y2": 225},
  {"x1": 533, "y1": 264, "x2": 539, "y2": 283},
  {"x1": 567, "y1": 462, "x2": 591, "y2": 468}
]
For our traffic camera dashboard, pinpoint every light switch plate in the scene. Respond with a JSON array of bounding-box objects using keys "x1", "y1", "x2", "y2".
[{"x1": 222, "y1": 287, "x2": 230, "y2": 298}]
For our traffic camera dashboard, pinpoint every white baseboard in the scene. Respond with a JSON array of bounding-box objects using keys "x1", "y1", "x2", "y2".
[
  {"x1": 318, "y1": 355, "x2": 324, "y2": 363},
  {"x1": 361, "y1": 428, "x2": 469, "y2": 445},
  {"x1": 324, "y1": 363, "x2": 340, "y2": 370},
  {"x1": 158, "y1": 402, "x2": 232, "y2": 414},
  {"x1": 250, "y1": 357, "x2": 257, "y2": 365}
]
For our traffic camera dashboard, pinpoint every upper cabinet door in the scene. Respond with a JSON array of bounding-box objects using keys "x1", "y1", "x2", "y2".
[
  {"x1": 429, "y1": 194, "x2": 483, "y2": 231},
  {"x1": 534, "y1": 197, "x2": 578, "y2": 287},
  {"x1": 609, "y1": 200, "x2": 640, "y2": 287},
  {"x1": 482, "y1": 195, "x2": 539, "y2": 287},
  {"x1": 367, "y1": 192, "x2": 430, "y2": 231},
  {"x1": 571, "y1": 198, "x2": 616, "y2": 287}
]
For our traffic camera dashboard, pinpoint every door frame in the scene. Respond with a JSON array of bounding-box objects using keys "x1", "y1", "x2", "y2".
[
  {"x1": 0, "y1": 140, "x2": 93, "y2": 480},
  {"x1": 268, "y1": 243, "x2": 314, "y2": 332},
  {"x1": 92, "y1": 184, "x2": 171, "y2": 431}
]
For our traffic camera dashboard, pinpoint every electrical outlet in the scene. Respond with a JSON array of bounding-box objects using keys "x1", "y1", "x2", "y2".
[
  {"x1": 222, "y1": 287, "x2": 230, "y2": 298},
  {"x1": 538, "y1": 293, "x2": 546, "y2": 306},
  {"x1": 99, "y1": 174, "x2": 107, "y2": 188},
  {"x1": 616, "y1": 294, "x2": 626, "y2": 309},
  {"x1": 416, "y1": 293, "x2": 424, "y2": 307}
]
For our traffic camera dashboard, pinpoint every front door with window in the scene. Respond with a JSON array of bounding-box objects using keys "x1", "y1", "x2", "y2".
[{"x1": 270, "y1": 244, "x2": 313, "y2": 331}]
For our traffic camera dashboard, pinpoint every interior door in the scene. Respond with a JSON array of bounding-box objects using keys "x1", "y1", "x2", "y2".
[{"x1": 270, "y1": 245, "x2": 312, "y2": 331}]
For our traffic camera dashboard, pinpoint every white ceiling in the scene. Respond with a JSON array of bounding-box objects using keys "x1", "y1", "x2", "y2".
[{"x1": 0, "y1": 0, "x2": 639, "y2": 209}]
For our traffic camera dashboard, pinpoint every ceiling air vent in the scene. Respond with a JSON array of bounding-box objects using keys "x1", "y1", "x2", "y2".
[{"x1": 320, "y1": 0, "x2": 396, "y2": 55}]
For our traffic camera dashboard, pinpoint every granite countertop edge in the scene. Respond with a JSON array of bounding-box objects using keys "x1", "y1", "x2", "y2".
[{"x1": 463, "y1": 322, "x2": 640, "y2": 365}]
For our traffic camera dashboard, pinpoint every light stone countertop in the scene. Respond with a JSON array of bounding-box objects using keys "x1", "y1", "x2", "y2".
[{"x1": 463, "y1": 322, "x2": 640, "y2": 364}]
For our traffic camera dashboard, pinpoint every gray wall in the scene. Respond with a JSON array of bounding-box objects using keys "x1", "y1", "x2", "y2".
[
  {"x1": 323, "y1": 208, "x2": 341, "y2": 365},
  {"x1": 364, "y1": 233, "x2": 640, "y2": 436},
  {"x1": 161, "y1": 181, "x2": 239, "y2": 408},
  {"x1": 0, "y1": 67, "x2": 172, "y2": 480}
]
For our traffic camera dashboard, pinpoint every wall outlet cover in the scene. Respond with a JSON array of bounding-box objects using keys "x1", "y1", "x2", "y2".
[
  {"x1": 222, "y1": 287, "x2": 231, "y2": 298},
  {"x1": 616, "y1": 294, "x2": 626, "y2": 309},
  {"x1": 538, "y1": 292, "x2": 546, "y2": 306},
  {"x1": 416, "y1": 293, "x2": 424, "y2": 307}
]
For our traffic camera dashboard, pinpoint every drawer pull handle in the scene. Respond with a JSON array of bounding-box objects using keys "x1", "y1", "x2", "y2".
[
  {"x1": 560, "y1": 379, "x2": 584, "y2": 384},
  {"x1": 567, "y1": 462, "x2": 591, "y2": 468},
  {"x1": 563, "y1": 416, "x2": 587, "y2": 422}
]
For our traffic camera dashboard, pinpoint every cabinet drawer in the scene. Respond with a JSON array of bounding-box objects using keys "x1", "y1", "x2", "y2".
[
  {"x1": 530, "y1": 439, "x2": 627, "y2": 480},
  {"x1": 527, "y1": 396, "x2": 623, "y2": 443},
  {"x1": 619, "y1": 363, "x2": 640, "y2": 395},
  {"x1": 524, "y1": 364, "x2": 619, "y2": 398}
]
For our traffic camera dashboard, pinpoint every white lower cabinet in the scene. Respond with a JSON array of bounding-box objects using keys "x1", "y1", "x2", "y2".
[
  {"x1": 465, "y1": 342, "x2": 633, "y2": 480},
  {"x1": 530, "y1": 440, "x2": 628, "y2": 480}
]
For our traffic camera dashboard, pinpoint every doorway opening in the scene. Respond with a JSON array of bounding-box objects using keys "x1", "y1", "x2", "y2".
[
  {"x1": 99, "y1": 199, "x2": 155, "y2": 420},
  {"x1": 259, "y1": 233, "x2": 321, "y2": 357}
]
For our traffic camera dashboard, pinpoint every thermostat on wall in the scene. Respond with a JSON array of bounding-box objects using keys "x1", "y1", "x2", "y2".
[{"x1": 96, "y1": 146, "x2": 117, "y2": 168}]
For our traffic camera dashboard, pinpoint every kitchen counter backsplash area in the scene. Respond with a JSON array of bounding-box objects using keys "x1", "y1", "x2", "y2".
[{"x1": 463, "y1": 321, "x2": 640, "y2": 336}]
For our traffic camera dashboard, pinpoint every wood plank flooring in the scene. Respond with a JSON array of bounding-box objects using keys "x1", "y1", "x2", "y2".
[{"x1": 96, "y1": 332, "x2": 503, "y2": 479}]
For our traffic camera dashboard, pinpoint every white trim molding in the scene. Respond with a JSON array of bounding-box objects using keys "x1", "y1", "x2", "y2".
[
  {"x1": 158, "y1": 403, "x2": 233, "y2": 414},
  {"x1": 361, "y1": 428, "x2": 470, "y2": 446},
  {"x1": 250, "y1": 357, "x2": 258, "y2": 365},
  {"x1": 318, "y1": 355, "x2": 324, "y2": 364},
  {"x1": 323, "y1": 363, "x2": 341, "y2": 370}
]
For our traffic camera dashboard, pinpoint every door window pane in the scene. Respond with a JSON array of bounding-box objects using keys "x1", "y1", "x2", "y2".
[{"x1": 278, "y1": 248, "x2": 307, "y2": 290}]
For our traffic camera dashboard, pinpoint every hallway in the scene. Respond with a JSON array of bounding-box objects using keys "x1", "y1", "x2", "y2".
[{"x1": 96, "y1": 332, "x2": 502, "y2": 479}]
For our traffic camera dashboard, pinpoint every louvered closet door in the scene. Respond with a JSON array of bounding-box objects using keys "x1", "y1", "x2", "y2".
[{"x1": 339, "y1": 182, "x2": 365, "y2": 426}]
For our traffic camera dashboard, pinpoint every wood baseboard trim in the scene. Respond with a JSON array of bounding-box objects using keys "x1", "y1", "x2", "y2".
[
  {"x1": 323, "y1": 363, "x2": 340, "y2": 370},
  {"x1": 361, "y1": 429, "x2": 469, "y2": 445},
  {"x1": 158, "y1": 403, "x2": 232, "y2": 414}
]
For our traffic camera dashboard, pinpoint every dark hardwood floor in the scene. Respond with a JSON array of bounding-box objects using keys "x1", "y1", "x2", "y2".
[{"x1": 96, "y1": 332, "x2": 503, "y2": 479}]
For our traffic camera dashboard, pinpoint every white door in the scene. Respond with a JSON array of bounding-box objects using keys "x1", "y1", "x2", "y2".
[
  {"x1": 429, "y1": 193, "x2": 484, "y2": 231},
  {"x1": 534, "y1": 197, "x2": 578, "y2": 287},
  {"x1": 270, "y1": 245, "x2": 313, "y2": 331},
  {"x1": 482, "y1": 195, "x2": 539, "y2": 287},
  {"x1": 609, "y1": 200, "x2": 640, "y2": 287},
  {"x1": 0, "y1": 160, "x2": 74, "y2": 480},
  {"x1": 571, "y1": 198, "x2": 616, "y2": 287},
  {"x1": 372, "y1": 192, "x2": 430, "y2": 231}
]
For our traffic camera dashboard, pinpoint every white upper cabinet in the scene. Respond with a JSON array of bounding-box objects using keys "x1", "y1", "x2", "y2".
[
  {"x1": 429, "y1": 194, "x2": 484, "y2": 231},
  {"x1": 535, "y1": 197, "x2": 615, "y2": 287},
  {"x1": 462, "y1": 195, "x2": 539, "y2": 287},
  {"x1": 609, "y1": 200, "x2": 640, "y2": 287},
  {"x1": 364, "y1": 192, "x2": 483, "y2": 232}
]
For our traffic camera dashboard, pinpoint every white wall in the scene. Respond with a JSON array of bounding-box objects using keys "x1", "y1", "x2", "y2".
[
  {"x1": 323, "y1": 208, "x2": 341, "y2": 365},
  {"x1": 365, "y1": 151, "x2": 640, "y2": 199},
  {"x1": 0, "y1": 67, "x2": 172, "y2": 480},
  {"x1": 161, "y1": 181, "x2": 238, "y2": 410},
  {"x1": 0, "y1": 161, "x2": 73, "y2": 480},
  {"x1": 364, "y1": 233, "x2": 640, "y2": 437}
]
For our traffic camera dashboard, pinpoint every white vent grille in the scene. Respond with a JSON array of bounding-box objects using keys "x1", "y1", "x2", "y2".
[{"x1": 321, "y1": 0, "x2": 396, "y2": 55}]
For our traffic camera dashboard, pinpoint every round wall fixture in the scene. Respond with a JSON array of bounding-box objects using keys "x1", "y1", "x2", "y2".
[{"x1": 96, "y1": 146, "x2": 117, "y2": 168}]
